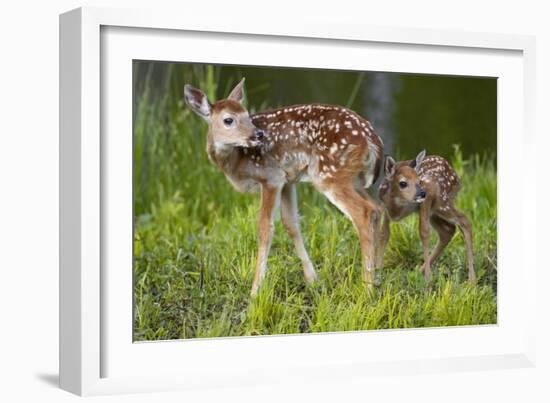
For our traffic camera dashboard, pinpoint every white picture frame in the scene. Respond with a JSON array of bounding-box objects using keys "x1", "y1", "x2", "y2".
[{"x1": 59, "y1": 6, "x2": 537, "y2": 396}]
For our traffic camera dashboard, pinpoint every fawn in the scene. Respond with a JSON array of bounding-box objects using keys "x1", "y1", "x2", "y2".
[
  {"x1": 377, "y1": 150, "x2": 476, "y2": 283},
  {"x1": 184, "y1": 78, "x2": 384, "y2": 296}
]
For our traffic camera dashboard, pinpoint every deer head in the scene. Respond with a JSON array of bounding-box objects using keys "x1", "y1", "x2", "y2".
[
  {"x1": 184, "y1": 78, "x2": 266, "y2": 148},
  {"x1": 384, "y1": 150, "x2": 427, "y2": 204}
]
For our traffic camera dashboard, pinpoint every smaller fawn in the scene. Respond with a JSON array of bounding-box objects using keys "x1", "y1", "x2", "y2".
[{"x1": 377, "y1": 150, "x2": 476, "y2": 283}]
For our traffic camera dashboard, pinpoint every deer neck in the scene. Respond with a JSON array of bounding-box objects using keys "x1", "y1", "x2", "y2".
[
  {"x1": 206, "y1": 137, "x2": 240, "y2": 173},
  {"x1": 388, "y1": 199, "x2": 418, "y2": 221}
]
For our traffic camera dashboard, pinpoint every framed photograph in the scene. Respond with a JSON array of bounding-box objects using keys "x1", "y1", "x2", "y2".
[{"x1": 60, "y1": 7, "x2": 537, "y2": 396}]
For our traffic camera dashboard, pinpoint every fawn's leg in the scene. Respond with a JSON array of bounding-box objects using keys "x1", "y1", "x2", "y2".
[
  {"x1": 427, "y1": 215, "x2": 456, "y2": 266},
  {"x1": 321, "y1": 181, "x2": 381, "y2": 289},
  {"x1": 418, "y1": 199, "x2": 432, "y2": 282},
  {"x1": 375, "y1": 211, "x2": 391, "y2": 268},
  {"x1": 353, "y1": 174, "x2": 383, "y2": 263},
  {"x1": 280, "y1": 183, "x2": 318, "y2": 284},
  {"x1": 436, "y1": 207, "x2": 476, "y2": 283},
  {"x1": 251, "y1": 184, "x2": 281, "y2": 296},
  {"x1": 450, "y1": 208, "x2": 476, "y2": 283}
]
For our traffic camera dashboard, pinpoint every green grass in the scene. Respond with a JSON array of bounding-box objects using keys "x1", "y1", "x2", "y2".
[{"x1": 133, "y1": 64, "x2": 497, "y2": 341}]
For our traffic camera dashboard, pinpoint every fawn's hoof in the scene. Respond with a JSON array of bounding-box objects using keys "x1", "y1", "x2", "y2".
[
  {"x1": 362, "y1": 269, "x2": 376, "y2": 285},
  {"x1": 365, "y1": 282, "x2": 375, "y2": 297},
  {"x1": 304, "y1": 270, "x2": 318, "y2": 285},
  {"x1": 373, "y1": 274, "x2": 382, "y2": 287}
]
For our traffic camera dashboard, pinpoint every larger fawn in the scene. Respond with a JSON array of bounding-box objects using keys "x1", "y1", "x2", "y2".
[
  {"x1": 184, "y1": 78, "x2": 384, "y2": 296},
  {"x1": 377, "y1": 150, "x2": 476, "y2": 283}
]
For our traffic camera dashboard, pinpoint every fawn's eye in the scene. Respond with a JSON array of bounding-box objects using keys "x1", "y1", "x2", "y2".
[
  {"x1": 399, "y1": 181, "x2": 408, "y2": 189},
  {"x1": 223, "y1": 117, "x2": 234, "y2": 126}
]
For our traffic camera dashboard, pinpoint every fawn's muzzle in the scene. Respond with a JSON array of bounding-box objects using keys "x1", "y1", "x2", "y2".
[
  {"x1": 415, "y1": 185, "x2": 427, "y2": 203},
  {"x1": 253, "y1": 128, "x2": 265, "y2": 141}
]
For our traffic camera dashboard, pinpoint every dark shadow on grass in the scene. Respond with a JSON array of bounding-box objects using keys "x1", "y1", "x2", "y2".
[{"x1": 35, "y1": 373, "x2": 59, "y2": 388}]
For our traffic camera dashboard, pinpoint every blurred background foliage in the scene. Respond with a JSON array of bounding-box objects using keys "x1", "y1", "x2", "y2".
[{"x1": 134, "y1": 61, "x2": 496, "y2": 158}]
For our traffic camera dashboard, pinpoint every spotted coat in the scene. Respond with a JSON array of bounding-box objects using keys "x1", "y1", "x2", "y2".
[
  {"x1": 416, "y1": 155, "x2": 461, "y2": 212},
  {"x1": 247, "y1": 103, "x2": 383, "y2": 186}
]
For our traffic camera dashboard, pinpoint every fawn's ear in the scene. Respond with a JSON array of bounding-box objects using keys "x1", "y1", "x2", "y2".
[
  {"x1": 410, "y1": 149, "x2": 426, "y2": 172},
  {"x1": 228, "y1": 78, "x2": 246, "y2": 104},
  {"x1": 385, "y1": 155, "x2": 396, "y2": 177},
  {"x1": 184, "y1": 84, "x2": 212, "y2": 122}
]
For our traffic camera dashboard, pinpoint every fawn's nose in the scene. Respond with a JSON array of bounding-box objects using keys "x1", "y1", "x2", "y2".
[
  {"x1": 253, "y1": 128, "x2": 265, "y2": 141},
  {"x1": 419, "y1": 190, "x2": 427, "y2": 198}
]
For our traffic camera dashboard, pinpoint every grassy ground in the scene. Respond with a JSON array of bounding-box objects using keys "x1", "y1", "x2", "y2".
[{"x1": 133, "y1": 65, "x2": 497, "y2": 341}]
